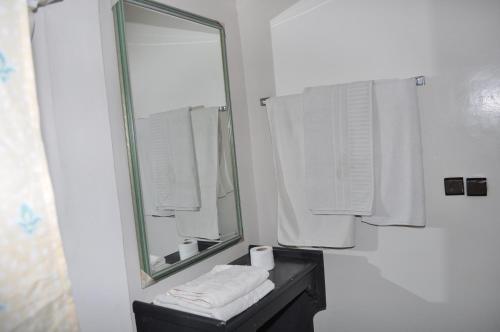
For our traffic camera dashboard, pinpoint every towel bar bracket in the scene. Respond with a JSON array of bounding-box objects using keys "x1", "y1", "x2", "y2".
[{"x1": 415, "y1": 76, "x2": 426, "y2": 86}]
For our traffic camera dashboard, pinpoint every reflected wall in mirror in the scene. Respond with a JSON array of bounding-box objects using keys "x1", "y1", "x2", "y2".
[{"x1": 113, "y1": 0, "x2": 243, "y2": 286}]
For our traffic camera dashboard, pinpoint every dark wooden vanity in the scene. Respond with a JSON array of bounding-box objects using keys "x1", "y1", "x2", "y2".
[{"x1": 133, "y1": 246, "x2": 326, "y2": 332}]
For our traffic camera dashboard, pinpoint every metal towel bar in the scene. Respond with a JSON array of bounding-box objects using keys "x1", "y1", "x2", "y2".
[{"x1": 260, "y1": 75, "x2": 426, "y2": 107}]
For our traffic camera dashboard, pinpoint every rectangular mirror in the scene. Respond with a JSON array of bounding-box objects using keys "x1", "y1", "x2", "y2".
[{"x1": 113, "y1": 0, "x2": 243, "y2": 286}]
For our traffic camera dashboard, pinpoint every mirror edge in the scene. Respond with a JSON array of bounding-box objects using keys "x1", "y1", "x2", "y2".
[
  {"x1": 112, "y1": 0, "x2": 244, "y2": 283},
  {"x1": 113, "y1": 0, "x2": 151, "y2": 277}
]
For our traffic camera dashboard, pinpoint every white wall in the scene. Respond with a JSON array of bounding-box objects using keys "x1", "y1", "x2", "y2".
[
  {"x1": 33, "y1": 2, "x2": 132, "y2": 331},
  {"x1": 125, "y1": 23, "x2": 226, "y2": 116},
  {"x1": 237, "y1": 0, "x2": 500, "y2": 331},
  {"x1": 35, "y1": 0, "x2": 259, "y2": 331}
]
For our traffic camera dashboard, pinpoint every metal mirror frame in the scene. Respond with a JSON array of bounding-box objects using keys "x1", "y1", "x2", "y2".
[{"x1": 113, "y1": 0, "x2": 243, "y2": 281}]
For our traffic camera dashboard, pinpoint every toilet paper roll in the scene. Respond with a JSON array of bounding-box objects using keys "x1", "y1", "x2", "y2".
[
  {"x1": 179, "y1": 239, "x2": 199, "y2": 260},
  {"x1": 250, "y1": 246, "x2": 274, "y2": 271}
]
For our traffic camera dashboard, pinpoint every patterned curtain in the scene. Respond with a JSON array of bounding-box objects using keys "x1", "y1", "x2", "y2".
[{"x1": 0, "y1": 1, "x2": 79, "y2": 331}]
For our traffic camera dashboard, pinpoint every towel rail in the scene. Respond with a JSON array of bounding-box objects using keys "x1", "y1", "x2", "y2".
[{"x1": 260, "y1": 76, "x2": 426, "y2": 106}]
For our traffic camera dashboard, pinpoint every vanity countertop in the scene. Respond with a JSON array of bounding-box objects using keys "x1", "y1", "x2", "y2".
[{"x1": 133, "y1": 246, "x2": 326, "y2": 332}]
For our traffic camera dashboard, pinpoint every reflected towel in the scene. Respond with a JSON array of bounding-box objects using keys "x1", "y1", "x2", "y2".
[
  {"x1": 176, "y1": 107, "x2": 220, "y2": 239},
  {"x1": 154, "y1": 279, "x2": 274, "y2": 321},
  {"x1": 149, "y1": 107, "x2": 201, "y2": 211},
  {"x1": 267, "y1": 94, "x2": 355, "y2": 248},
  {"x1": 217, "y1": 110, "x2": 234, "y2": 198},
  {"x1": 362, "y1": 79, "x2": 426, "y2": 226},
  {"x1": 303, "y1": 81, "x2": 374, "y2": 216},
  {"x1": 135, "y1": 118, "x2": 174, "y2": 217}
]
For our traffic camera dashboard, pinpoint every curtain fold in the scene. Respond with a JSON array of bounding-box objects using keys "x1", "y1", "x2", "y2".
[{"x1": 0, "y1": 1, "x2": 79, "y2": 331}]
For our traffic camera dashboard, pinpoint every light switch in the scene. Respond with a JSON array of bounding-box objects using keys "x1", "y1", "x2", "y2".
[
  {"x1": 466, "y1": 178, "x2": 487, "y2": 196},
  {"x1": 444, "y1": 177, "x2": 464, "y2": 196}
]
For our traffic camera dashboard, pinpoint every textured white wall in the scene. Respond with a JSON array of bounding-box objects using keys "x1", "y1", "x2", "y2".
[{"x1": 238, "y1": 0, "x2": 500, "y2": 331}]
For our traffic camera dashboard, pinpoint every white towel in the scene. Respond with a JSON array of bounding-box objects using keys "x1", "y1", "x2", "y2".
[
  {"x1": 303, "y1": 81, "x2": 374, "y2": 216},
  {"x1": 362, "y1": 79, "x2": 426, "y2": 226},
  {"x1": 217, "y1": 110, "x2": 234, "y2": 198},
  {"x1": 149, "y1": 107, "x2": 201, "y2": 211},
  {"x1": 176, "y1": 107, "x2": 220, "y2": 240},
  {"x1": 154, "y1": 279, "x2": 274, "y2": 321},
  {"x1": 168, "y1": 265, "x2": 269, "y2": 308},
  {"x1": 267, "y1": 94, "x2": 355, "y2": 248},
  {"x1": 135, "y1": 118, "x2": 174, "y2": 217}
]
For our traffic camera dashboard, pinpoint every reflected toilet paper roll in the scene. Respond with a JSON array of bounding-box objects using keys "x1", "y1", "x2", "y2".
[
  {"x1": 179, "y1": 239, "x2": 199, "y2": 260},
  {"x1": 250, "y1": 246, "x2": 274, "y2": 271}
]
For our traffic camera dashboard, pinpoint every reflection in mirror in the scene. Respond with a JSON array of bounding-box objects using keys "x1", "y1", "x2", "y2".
[{"x1": 114, "y1": 0, "x2": 242, "y2": 286}]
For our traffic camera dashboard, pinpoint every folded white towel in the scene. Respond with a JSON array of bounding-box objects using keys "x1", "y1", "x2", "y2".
[
  {"x1": 154, "y1": 279, "x2": 275, "y2": 321},
  {"x1": 267, "y1": 94, "x2": 355, "y2": 248},
  {"x1": 362, "y1": 79, "x2": 426, "y2": 226},
  {"x1": 176, "y1": 107, "x2": 220, "y2": 240},
  {"x1": 149, "y1": 107, "x2": 201, "y2": 212},
  {"x1": 303, "y1": 81, "x2": 374, "y2": 216},
  {"x1": 168, "y1": 265, "x2": 269, "y2": 309}
]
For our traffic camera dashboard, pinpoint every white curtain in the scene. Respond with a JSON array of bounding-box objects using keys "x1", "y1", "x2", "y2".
[{"x1": 0, "y1": 1, "x2": 79, "y2": 331}]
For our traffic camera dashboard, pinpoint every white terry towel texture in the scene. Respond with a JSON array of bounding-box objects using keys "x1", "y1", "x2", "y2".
[
  {"x1": 362, "y1": 79, "x2": 426, "y2": 226},
  {"x1": 135, "y1": 118, "x2": 174, "y2": 217},
  {"x1": 176, "y1": 107, "x2": 221, "y2": 240},
  {"x1": 148, "y1": 107, "x2": 201, "y2": 211},
  {"x1": 154, "y1": 279, "x2": 274, "y2": 321},
  {"x1": 217, "y1": 110, "x2": 234, "y2": 198},
  {"x1": 303, "y1": 81, "x2": 374, "y2": 216},
  {"x1": 267, "y1": 94, "x2": 355, "y2": 248},
  {"x1": 167, "y1": 265, "x2": 269, "y2": 308}
]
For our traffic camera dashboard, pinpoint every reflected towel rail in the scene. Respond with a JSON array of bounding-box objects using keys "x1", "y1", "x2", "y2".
[{"x1": 135, "y1": 106, "x2": 227, "y2": 120}]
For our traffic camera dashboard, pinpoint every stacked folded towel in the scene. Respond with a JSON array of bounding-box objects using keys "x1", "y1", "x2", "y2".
[{"x1": 153, "y1": 265, "x2": 275, "y2": 321}]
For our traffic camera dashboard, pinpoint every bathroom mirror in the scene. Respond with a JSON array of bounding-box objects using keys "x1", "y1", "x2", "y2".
[{"x1": 113, "y1": 0, "x2": 243, "y2": 286}]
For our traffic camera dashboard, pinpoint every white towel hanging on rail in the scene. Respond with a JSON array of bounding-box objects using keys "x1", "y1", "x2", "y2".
[
  {"x1": 135, "y1": 118, "x2": 174, "y2": 217},
  {"x1": 217, "y1": 110, "x2": 234, "y2": 198},
  {"x1": 362, "y1": 78, "x2": 426, "y2": 226},
  {"x1": 267, "y1": 94, "x2": 355, "y2": 248},
  {"x1": 176, "y1": 107, "x2": 220, "y2": 240},
  {"x1": 303, "y1": 81, "x2": 374, "y2": 216},
  {"x1": 148, "y1": 107, "x2": 201, "y2": 212}
]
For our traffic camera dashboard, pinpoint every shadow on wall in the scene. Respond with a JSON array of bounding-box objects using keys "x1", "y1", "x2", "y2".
[
  {"x1": 317, "y1": 219, "x2": 500, "y2": 332},
  {"x1": 346, "y1": 219, "x2": 378, "y2": 252},
  {"x1": 323, "y1": 224, "x2": 448, "y2": 303},
  {"x1": 314, "y1": 254, "x2": 453, "y2": 332}
]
